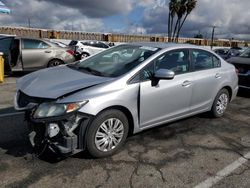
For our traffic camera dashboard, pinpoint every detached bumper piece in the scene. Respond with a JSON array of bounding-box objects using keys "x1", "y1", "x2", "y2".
[
  {"x1": 56, "y1": 135, "x2": 78, "y2": 154},
  {"x1": 28, "y1": 113, "x2": 91, "y2": 156}
]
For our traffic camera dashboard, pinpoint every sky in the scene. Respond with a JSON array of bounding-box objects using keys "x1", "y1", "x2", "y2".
[{"x1": 0, "y1": 0, "x2": 250, "y2": 40}]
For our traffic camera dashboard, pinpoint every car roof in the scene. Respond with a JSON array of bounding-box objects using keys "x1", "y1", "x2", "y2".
[
  {"x1": 126, "y1": 42, "x2": 195, "y2": 49},
  {"x1": 80, "y1": 40, "x2": 105, "y2": 43}
]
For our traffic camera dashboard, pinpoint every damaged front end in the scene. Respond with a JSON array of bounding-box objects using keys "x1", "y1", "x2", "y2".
[{"x1": 15, "y1": 90, "x2": 92, "y2": 157}]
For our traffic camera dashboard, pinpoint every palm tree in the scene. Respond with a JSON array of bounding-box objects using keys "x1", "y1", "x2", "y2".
[
  {"x1": 175, "y1": 0, "x2": 197, "y2": 41},
  {"x1": 168, "y1": 0, "x2": 178, "y2": 42},
  {"x1": 173, "y1": 0, "x2": 187, "y2": 41}
]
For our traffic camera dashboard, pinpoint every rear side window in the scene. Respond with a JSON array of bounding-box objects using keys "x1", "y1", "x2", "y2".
[
  {"x1": 94, "y1": 42, "x2": 109, "y2": 49},
  {"x1": 191, "y1": 49, "x2": 221, "y2": 71},
  {"x1": 81, "y1": 42, "x2": 92, "y2": 47},
  {"x1": 69, "y1": 40, "x2": 78, "y2": 46},
  {"x1": 23, "y1": 39, "x2": 49, "y2": 49}
]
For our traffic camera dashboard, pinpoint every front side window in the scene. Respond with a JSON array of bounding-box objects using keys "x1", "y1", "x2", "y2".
[
  {"x1": 138, "y1": 49, "x2": 190, "y2": 82},
  {"x1": 191, "y1": 49, "x2": 221, "y2": 71},
  {"x1": 0, "y1": 37, "x2": 13, "y2": 52},
  {"x1": 23, "y1": 39, "x2": 49, "y2": 49},
  {"x1": 155, "y1": 49, "x2": 190, "y2": 74}
]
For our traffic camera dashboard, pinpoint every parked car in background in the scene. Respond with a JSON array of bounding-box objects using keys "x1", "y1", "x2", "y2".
[
  {"x1": 214, "y1": 47, "x2": 242, "y2": 60},
  {"x1": 227, "y1": 48, "x2": 250, "y2": 89},
  {"x1": 0, "y1": 37, "x2": 75, "y2": 73},
  {"x1": 69, "y1": 40, "x2": 110, "y2": 60},
  {"x1": 15, "y1": 43, "x2": 238, "y2": 158},
  {"x1": 227, "y1": 48, "x2": 242, "y2": 59},
  {"x1": 214, "y1": 48, "x2": 229, "y2": 59},
  {"x1": 49, "y1": 40, "x2": 69, "y2": 48}
]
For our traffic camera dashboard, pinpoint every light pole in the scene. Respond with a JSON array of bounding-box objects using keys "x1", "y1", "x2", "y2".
[{"x1": 211, "y1": 26, "x2": 217, "y2": 50}]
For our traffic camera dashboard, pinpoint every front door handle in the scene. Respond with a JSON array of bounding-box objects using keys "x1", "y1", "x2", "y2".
[
  {"x1": 182, "y1": 80, "x2": 192, "y2": 87},
  {"x1": 45, "y1": 50, "x2": 52, "y2": 53},
  {"x1": 215, "y1": 73, "x2": 221, "y2": 79}
]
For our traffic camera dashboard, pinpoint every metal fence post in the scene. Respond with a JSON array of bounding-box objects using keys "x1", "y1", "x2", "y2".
[{"x1": 0, "y1": 52, "x2": 4, "y2": 83}]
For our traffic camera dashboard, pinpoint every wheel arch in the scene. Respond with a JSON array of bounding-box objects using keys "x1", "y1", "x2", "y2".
[
  {"x1": 81, "y1": 51, "x2": 90, "y2": 55},
  {"x1": 78, "y1": 105, "x2": 135, "y2": 150},
  {"x1": 47, "y1": 58, "x2": 64, "y2": 67},
  {"x1": 96, "y1": 105, "x2": 135, "y2": 136},
  {"x1": 221, "y1": 86, "x2": 233, "y2": 101}
]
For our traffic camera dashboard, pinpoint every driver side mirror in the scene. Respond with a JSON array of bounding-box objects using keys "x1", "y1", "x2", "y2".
[{"x1": 154, "y1": 69, "x2": 175, "y2": 80}]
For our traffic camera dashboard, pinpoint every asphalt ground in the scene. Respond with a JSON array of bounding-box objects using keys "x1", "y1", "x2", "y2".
[{"x1": 0, "y1": 76, "x2": 250, "y2": 188}]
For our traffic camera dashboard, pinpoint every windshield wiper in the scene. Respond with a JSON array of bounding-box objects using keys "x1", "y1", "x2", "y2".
[
  {"x1": 77, "y1": 66, "x2": 107, "y2": 77},
  {"x1": 67, "y1": 64, "x2": 79, "y2": 69}
]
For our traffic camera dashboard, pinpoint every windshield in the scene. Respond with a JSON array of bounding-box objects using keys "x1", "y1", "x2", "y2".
[
  {"x1": 240, "y1": 48, "x2": 250, "y2": 58},
  {"x1": 69, "y1": 44, "x2": 160, "y2": 77}
]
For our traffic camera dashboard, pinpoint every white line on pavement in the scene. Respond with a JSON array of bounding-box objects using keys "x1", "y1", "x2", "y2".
[
  {"x1": 0, "y1": 112, "x2": 24, "y2": 118},
  {"x1": 194, "y1": 152, "x2": 250, "y2": 188}
]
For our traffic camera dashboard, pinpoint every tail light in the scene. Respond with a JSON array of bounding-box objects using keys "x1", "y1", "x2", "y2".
[
  {"x1": 235, "y1": 68, "x2": 239, "y2": 75},
  {"x1": 66, "y1": 49, "x2": 74, "y2": 55}
]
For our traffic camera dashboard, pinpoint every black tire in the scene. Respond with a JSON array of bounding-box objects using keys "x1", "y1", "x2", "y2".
[
  {"x1": 211, "y1": 89, "x2": 230, "y2": 118},
  {"x1": 48, "y1": 59, "x2": 63, "y2": 67},
  {"x1": 81, "y1": 53, "x2": 90, "y2": 59},
  {"x1": 86, "y1": 109, "x2": 129, "y2": 158}
]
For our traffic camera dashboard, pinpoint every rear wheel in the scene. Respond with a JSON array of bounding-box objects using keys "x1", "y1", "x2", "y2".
[
  {"x1": 86, "y1": 109, "x2": 129, "y2": 158},
  {"x1": 81, "y1": 53, "x2": 89, "y2": 59},
  {"x1": 211, "y1": 89, "x2": 229, "y2": 118},
  {"x1": 48, "y1": 59, "x2": 63, "y2": 67}
]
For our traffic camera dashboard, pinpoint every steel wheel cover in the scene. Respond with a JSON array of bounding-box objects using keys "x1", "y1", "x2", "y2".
[
  {"x1": 95, "y1": 118, "x2": 124, "y2": 152},
  {"x1": 216, "y1": 93, "x2": 228, "y2": 115}
]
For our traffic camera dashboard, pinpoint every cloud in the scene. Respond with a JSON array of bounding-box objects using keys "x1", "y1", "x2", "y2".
[
  {"x1": 39, "y1": 0, "x2": 133, "y2": 17},
  {"x1": 139, "y1": 0, "x2": 250, "y2": 39},
  {"x1": 0, "y1": 0, "x2": 104, "y2": 32},
  {"x1": 1, "y1": 0, "x2": 250, "y2": 40}
]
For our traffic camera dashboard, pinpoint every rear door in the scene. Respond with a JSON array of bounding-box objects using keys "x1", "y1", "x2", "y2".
[
  {"x1": 189, "y1": 49, "x2": 222, "y2": 112},
  {"x1": 0, "y1": 37, "x2": 14, "y2": 73},
  {"x1": 21, "y1": 38, "x2": 52, "y2": 69}
]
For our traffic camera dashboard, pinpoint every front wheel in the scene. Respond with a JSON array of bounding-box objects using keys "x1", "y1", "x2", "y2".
[
  {"x1": 211, "y1": 89, "x2": 229, "y2": 118},
  {"x1": 86, "y1": 109, "x2": 129, "y2": 158}
]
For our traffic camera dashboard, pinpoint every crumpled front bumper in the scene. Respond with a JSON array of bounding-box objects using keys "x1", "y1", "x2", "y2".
[{"x1": 27, "y1": 112, "x2": 93, "y2": 156}]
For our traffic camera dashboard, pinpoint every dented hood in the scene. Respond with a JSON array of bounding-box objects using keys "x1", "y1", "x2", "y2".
[{"x1": 17, "y1": 65, "x2": 113, "y2": 99}]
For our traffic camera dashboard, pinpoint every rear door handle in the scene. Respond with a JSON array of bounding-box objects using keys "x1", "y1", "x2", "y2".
[
  {"x1": 45, "y1": 50, "x2": 52, "y2": 53},
  {"x1": 215, "y1": 73, "x2": 221, "y2": 79},
  {"x1": 182, "y1": 80, "x2": 192, "y2": 87}
]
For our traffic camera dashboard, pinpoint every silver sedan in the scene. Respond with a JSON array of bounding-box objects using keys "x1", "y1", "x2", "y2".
[{"x1": 15, "y1": 42, "x2": 238, "y2": 158}]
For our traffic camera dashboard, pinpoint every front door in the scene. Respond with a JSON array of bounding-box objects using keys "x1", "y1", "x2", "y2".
[
  {"x1": 0, "y1": 37, "x2": 14, "y2": 73},
  {"x1": 139, "y1": 49, "x2": 193, "y2": 128}
]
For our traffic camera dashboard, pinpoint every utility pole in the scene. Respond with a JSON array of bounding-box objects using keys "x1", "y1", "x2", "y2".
[
  {"x1": 28, "y1": 18, "x2": 31, "y2": 28},
  {"x1": 211, "y1": 26, "x2": 217, "y2": 50}
]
